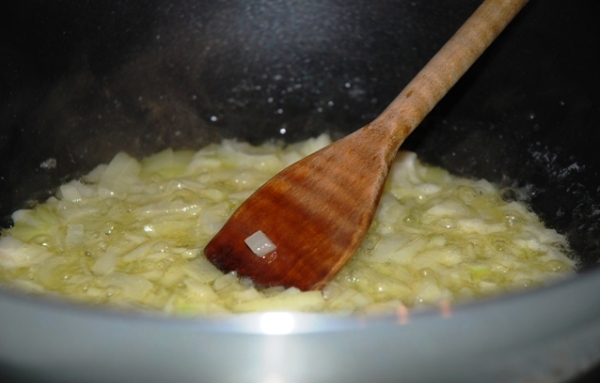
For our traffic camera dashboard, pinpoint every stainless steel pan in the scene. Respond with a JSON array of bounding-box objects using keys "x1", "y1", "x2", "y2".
[{"x1": 1, "y1": 0, "x2": 599, "y2": 381}]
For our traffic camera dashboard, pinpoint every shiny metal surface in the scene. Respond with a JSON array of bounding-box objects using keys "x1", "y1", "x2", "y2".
[{"x1": 2, "y1": 270, "x2": 600, "y2": 383}]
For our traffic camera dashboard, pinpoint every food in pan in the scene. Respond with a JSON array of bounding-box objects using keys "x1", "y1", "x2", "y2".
[{"x1": 0, "y1": 135, "x2": 576, "y2": 314}]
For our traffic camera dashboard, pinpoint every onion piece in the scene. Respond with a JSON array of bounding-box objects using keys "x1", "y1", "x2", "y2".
[{"x1": 244, "y1": 230, "x2": 277, "y2": 257}]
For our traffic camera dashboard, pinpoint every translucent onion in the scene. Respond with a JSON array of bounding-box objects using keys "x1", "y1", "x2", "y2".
[{"x1": 0, "y1": 134, "x2": 577, "y2": 315}]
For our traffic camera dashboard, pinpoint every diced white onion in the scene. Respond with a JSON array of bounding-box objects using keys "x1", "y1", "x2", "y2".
[
  {"x1": 245, "y1": 230, "x2": 277, "y2": 257},
  {"x1": 0, "y1": 134, "x2": 576, "y2": 315}
]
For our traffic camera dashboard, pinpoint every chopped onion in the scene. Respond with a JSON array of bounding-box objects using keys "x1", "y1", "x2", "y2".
[
  {"x1": 245, "y1": 230, "x2": 277, "y2": 257},
  {"x1": 0, "y1": 134, "x2": 576, "y2": 315}
]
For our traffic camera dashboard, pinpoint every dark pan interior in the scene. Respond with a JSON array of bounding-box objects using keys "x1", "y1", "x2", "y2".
[{"x1": 1, "y1": 0, "x2": 599, "y2": 269}]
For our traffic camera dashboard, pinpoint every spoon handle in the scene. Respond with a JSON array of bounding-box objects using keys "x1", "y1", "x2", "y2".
[{"x1": 373, "y1": 0, "x2": 529, "y2": 153}]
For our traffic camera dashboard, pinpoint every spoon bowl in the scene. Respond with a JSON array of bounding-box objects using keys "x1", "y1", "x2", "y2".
[{"x1": 204, "y1": 0, "x2": 529, "y2": 290}]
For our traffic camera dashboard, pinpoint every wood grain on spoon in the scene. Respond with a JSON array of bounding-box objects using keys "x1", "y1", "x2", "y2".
[{"x1": 204, "y1": 0, "x2": 529, "y2": 291}]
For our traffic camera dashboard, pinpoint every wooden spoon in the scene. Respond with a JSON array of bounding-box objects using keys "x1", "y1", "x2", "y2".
[{"x1": 204, "y1": 0, "x2": 529, "y2": 291}]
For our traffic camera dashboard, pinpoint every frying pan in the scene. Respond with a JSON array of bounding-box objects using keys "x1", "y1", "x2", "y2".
[{"x1": 1, "y1": 0, "x2": 600, "y2": 382}]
